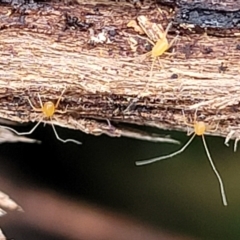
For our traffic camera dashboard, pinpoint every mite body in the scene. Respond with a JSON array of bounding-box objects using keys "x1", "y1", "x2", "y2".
[
  {"x1": 136, "y1": 111, "x2": 228, "y2": 206},
  {"x1": 0, "y1": 89, "x2": 82, "y2": 145},
  {"x1": 137, "y1": 15, "x2": 175, "y2": 77}
]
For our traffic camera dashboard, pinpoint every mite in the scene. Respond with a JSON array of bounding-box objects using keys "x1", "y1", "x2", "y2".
[
  {"x1": 0, "y1": 89, "x2": 82, "y2": 145},
  {"x1": 136, "y1": 110, "x2": 228, "y2": 206}
]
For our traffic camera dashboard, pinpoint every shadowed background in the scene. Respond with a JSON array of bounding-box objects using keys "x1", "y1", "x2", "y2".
[{"x1": 0, "y1": 124, "x2": 238, "y2": 239}]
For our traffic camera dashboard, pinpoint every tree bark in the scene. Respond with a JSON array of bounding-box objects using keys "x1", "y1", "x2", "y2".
[{"x1": 0, "y1": 0, "x2": 240, "y2": 143}]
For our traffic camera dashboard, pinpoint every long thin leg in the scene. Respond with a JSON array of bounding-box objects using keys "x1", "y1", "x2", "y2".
[
  {"x1": 55, "y1": 88, "x2": 66, "y2": 108},
  {"x1": 234, "y1": 138, "x2": 239, "y2": 152},
  {"x1": 182, "y1": 109, "x2": 194, "y2": 127},
  {"x1": 56, "y1": 104, "x2": 68, "y2": 114},
  {"x1": 149, "y1": 57, "x2": 156, "y2": 79},
  {"x1": 27, "y1": 97, "x2": 42, "y2": 112},
  {"x1": 136, "y1": 134, "x2": 195, "y2": 166},
  {"x1": 193, "y1": 107, "x2": 198, "y2": 122},
  {"x1": 50, "y1": 122, "x2": 82, "y2": 145},
  {"x1": 168, "y1": 33, "x2": 178, "y2": 49},
  {"x1": 201, "y1": 135, "x2": 228, "y2": 206},
  {"x1": 38, "y1": 93, "x2": 44, "y2": 108},
  {"x1": 0, "y1": 119, "x2": 43, "y2": 136},
  {"x1": 163, "y1": 21, "x2": 173, "y2": 38},
  {"x1": 143, "y1": 56, "x2": 158, "y2": 94},
  {"x1": 181, "y1": 110, "x2": 194, "y2": 135}
]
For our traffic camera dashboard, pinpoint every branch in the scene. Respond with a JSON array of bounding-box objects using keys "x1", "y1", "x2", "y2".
[{"x1": 0, "y1": 0, "x2": 239, "y2": 144}]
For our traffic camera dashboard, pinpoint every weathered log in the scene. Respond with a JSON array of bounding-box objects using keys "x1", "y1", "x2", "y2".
[{"x1": 0, "y1": 0, "x2": 240, "y2": 145}]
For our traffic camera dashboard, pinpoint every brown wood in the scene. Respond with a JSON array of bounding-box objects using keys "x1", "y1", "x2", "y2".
[{"x1": 0, "y1": 0, "x2": 240, "y2": 144}]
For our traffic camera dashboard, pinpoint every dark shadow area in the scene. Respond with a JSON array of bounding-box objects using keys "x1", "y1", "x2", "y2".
[{"x1": 0, "y1": 123, "x2": 239, "y2": 239}]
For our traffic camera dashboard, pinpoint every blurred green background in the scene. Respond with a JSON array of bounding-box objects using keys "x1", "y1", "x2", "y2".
[{"x1": 0, "y1": 123, "x2": 240, "y2": 239}]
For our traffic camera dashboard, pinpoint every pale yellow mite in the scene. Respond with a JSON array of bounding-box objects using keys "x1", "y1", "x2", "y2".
[
  {"x1": 136, "y1": 15, "x2": 176, "y2": 78},
  {"x1": 42, "y1": 101, "x2": 56, "y2": 117},
  {"x1": 151, "y1": 23, "x2": 171, "y2": 58},
  {"x1": 136, "y1": 117, "x2": 228, "y2": 206},
  {"x1": 149, "y1": 22, "x2": 176, "y2": 78},
  {"x1": 0, "y1": 90, "x2": 82, "y2": 145},
  {"x1": 194, "y1": 121, "x2": 206, "y2": 135}
]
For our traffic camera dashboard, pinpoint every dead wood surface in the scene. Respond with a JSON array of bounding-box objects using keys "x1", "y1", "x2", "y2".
[{"x1": 0, "y1": 0, "x2": 240, "y2": 142}]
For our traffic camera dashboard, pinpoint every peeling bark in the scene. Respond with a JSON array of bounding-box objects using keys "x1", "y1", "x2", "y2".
[{"x1": 0, "y1": 0, "x2": 240, "y2": 143}]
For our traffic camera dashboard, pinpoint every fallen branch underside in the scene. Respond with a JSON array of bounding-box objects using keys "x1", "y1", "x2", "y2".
[{"x1": 0, "y1": 0, "x2": 240, "y2": 143}]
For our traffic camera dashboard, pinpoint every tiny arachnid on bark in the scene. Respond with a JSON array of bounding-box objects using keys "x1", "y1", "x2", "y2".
[
  {"x1": 136, "y1": 110, "x2": 228, "y2": 206},
  {"x1": 137, "y1": 15, "x2": 178, "y2": 79},
  {"x1": 0, "y1": 89, "x2": 82, "y2": 145}
]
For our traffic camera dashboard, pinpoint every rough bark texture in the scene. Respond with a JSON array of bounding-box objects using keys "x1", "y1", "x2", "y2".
[{"x1": 0, "y1": 0, "x2": 240, "y2": 143}]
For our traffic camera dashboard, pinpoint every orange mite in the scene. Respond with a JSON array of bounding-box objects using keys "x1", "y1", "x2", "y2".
[
  {"x1": 149, "y1": 22, "x2": 176, "y2": 77},
  {"x1": 136, "y1": 111, "x2": 228, "y2": 206},
  {"x1": 0, "y1": 89, "x2": 82, "y2": 145}
]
